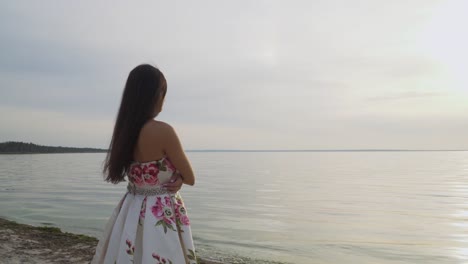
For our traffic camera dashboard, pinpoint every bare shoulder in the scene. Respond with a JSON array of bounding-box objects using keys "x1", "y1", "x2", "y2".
[
  {"x1": 140, "y1": 120, "x2": 176, "y2": 138},
  {"x1": 140, "y1": 121, "x2": 193, "y2": 185},
  {"x1": 134, "y1": 120, "x2": 177, "y2": 161}
]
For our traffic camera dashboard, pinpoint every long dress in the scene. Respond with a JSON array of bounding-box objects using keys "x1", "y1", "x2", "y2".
[{"x1": 91, "y1": 156, "x2": 197, "y2": 264}]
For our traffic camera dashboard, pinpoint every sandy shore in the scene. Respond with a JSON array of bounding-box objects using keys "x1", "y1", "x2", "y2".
[
  {"x1": 0, "y1": 217, "x2": 223, "y2": 264},
  {"x1": 0, "y1": 218, "x2": 98, "y2": 263}
]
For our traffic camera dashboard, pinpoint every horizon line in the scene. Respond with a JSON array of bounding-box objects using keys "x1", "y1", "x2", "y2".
[{"x1": 2, "y1": 142, "x2": 467, "y2": 152}]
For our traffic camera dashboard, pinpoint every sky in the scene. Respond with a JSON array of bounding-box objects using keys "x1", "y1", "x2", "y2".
[{"x1": 1, "y1": 0, "x2": 467, "y2": 150}]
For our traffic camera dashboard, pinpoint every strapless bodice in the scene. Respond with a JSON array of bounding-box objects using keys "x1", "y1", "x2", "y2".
[{"x1": 127, "y1": 156, "x2": 177, "y2": 188}]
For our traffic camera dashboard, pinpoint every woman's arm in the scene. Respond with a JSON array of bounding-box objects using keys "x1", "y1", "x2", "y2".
[
  {"x1": 163, "y1": 172, "x2": 184, "y2": 193},
  {"x1": 161, "y1": 123, "x2": 195, "y2": 186}
]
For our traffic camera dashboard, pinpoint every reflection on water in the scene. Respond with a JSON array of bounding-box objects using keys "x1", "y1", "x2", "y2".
[
  {"x1": 449, "y1": 159, "x2": 468, "y2": 262},
  {"x1": 0, "y1": 151, "x2": 467, "y2": 263}
]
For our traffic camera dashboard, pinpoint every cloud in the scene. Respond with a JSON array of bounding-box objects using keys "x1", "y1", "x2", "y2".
[
  {"x1": 0, "y1": 0, "x2": 467, "y2": 149},
  {"x1": 0, "y1": 105, "x2": 113, "y2": 148},
  {"x1": 366, "y1": 91, "x2": 445, "y2": 102}
]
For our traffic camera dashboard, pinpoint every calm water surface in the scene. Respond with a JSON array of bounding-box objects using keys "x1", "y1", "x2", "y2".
[{"x1": 1, "y1": 151, "x2": 468, "y2": 263}]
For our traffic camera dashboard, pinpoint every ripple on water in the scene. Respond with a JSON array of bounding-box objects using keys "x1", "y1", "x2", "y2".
[{"x1": 1, "y1": 151, "x2": 468, "y2": 264}]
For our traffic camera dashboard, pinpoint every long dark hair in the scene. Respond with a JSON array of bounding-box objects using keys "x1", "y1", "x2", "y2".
[{"x1": 103, "y1": 64, "x2": 167, "y2": 184}]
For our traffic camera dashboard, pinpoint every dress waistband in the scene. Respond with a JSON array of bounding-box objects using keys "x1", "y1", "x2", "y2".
[{"x1": 126, "y1": 183, "x2": 170, "y2": 196}]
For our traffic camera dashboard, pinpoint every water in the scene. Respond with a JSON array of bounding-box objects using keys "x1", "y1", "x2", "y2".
[{"x1": 1, "y1": 151, "x2": 468, "y2": 263}]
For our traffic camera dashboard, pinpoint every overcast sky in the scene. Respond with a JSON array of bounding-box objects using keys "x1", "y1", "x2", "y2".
[{"x1": 1, "y1": 0, "x2": 467, "y2": 149}]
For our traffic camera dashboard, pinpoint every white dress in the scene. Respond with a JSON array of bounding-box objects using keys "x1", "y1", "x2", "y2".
[{"x1": 91, "y1": 156, "x2": 196, "y2": 264}]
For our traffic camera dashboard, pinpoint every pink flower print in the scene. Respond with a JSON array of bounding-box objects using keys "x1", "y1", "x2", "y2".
[
  {"x1": 164, "y1": 196, "x2": 171, "y2": 206},
  {"x1": 145, "y1": 174, "x2": 159, "y2": 185},
  {"x1": 125, "y1": 239, "x2": 134, "y2": 256},
  {"x1": 175, "y1": 195, "x2": 183, "y2": 204},
  {"x1": 144, "y1": 163, "x2": 159, "y2": 176},
  {"x1": 162, "y1": 206, "x2": 174, "y2": 224},
  {"x1": 142, "y1": 164, "x2": 160, "y2": 185},
  {"x1": 174, "y1": 203, "x2": 180, "y2": 215},
  {"x1": 151, "y1": 197, "x2": 164, "y2": 218},
  {"x1": 152, "y1": 251, "x2": 174, "y2": 264},
  {"x1": 151, "y1": 196, "x2": 176, "y2": 233},
  {"x1": 139, "y1": 197, "x2": 147, "y2": 225},
  {"x1": 133, "y1": 176, "x2": 144, "y2": 186},
  {"x1": 129, "y1": 165, "x2": 144, "y2": 186},
  {"x1": 130, "y1": 165, "x2": 143, "y2": 177},
  {"x1": 173, "y1": 196, "x2": 190, "y2": 227},
  {"x1": 180, "y1": 215, "x2": 190, "y2": 225},
  {"x1": 174, "y1": 202, "x2": 190, "y2": 226}
]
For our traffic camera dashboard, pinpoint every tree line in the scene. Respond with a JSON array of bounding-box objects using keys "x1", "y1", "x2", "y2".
[{"x1": 0, "y1": 141, "x2": 107, "y2": 154}]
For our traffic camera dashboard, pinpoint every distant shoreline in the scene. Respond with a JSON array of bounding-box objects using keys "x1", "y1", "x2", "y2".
[
  {"x1": 0, "y1": 151, "x2": 107, "y2": 154},
  {"x1": 1, "y1": 141, "x2": 466, "y2": 154},
  {"x1": 2, "y1": 149, "x2": 467, "y2": 155},
  {"x1": 0, "y1": 141, "x2": 107, "y2": 154}
]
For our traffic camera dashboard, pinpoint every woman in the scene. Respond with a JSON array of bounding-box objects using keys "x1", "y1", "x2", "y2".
[{"x1": 92, "y1": 64, "x2": 197, "y2": 264}]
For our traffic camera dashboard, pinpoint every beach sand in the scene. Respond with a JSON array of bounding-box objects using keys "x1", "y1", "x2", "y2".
[
  {"x1": 0, "y1": 217, "x2": 223, "y2": 264},
  {"x1": 0, "y1": 217, "x2": 97, "y2": 263}
]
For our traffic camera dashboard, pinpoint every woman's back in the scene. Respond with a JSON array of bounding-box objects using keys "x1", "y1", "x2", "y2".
[
  {"x1": 134, "y1": 120, "x2": 195, "y2": 186},
  {"x1": 133, "y1": 120, "x2": 166, "y2": 162}
]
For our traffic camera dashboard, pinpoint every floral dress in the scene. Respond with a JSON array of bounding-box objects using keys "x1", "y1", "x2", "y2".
[{"x1": 91, "y1": 156, "x2": 196, "y2": 264}]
